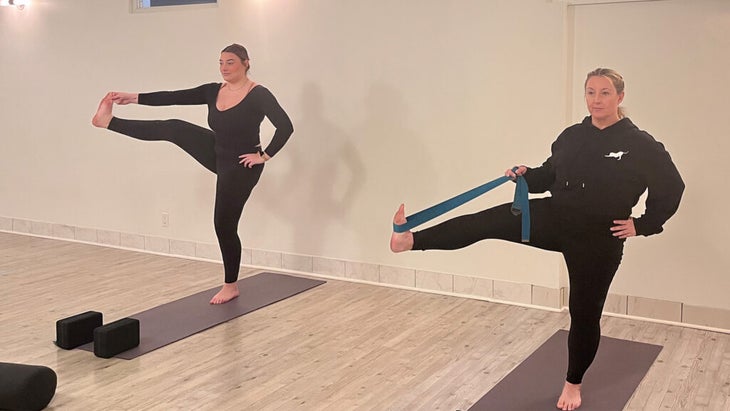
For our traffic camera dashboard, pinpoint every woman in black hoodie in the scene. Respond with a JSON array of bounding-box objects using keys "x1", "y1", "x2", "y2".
[{"x1": 390, "y1": 68, "x2": 684, "y2": 411}]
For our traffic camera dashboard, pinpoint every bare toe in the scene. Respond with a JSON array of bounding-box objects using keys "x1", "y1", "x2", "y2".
[
  {"x1": 557, "y1": 382, "x2": 581, "y2": 410},
  {"x1": 209, "y1": 284, "x2": 240, "y2": 304}
]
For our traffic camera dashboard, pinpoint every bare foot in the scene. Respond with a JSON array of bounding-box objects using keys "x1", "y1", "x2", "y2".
[
  {"x1": 91, "y1": 93, "x2": 114, "y2": 128},
  {"x1": 557, "y1": 381, "x2": 582, "y2": 410},
  {"x1": 210, "y1": 283, "x2": 240, "y2": 304},
  {"x1": 390, "y1": 204, "x2": 414, "y2": 252}
]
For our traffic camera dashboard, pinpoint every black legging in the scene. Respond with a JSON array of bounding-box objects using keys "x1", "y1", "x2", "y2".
[
  {"x1": 108, "y1": 117, "x2": 263, "y2": 284},
  {"x1": 412, "y1": 197, "x2": 624, "y2": 384}
]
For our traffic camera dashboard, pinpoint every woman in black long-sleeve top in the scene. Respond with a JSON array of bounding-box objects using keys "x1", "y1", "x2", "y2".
[
  {"x1": 92, "y1": 44, "x2": 293, "y2": 305},
  {"x1": 390, "y1": 68, "x2": 684, "y2": 410}
]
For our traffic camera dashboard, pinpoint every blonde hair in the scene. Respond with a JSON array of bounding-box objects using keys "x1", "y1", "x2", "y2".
[{"x1": 585, "y1": 68, "x2": 626, "y2": 118}]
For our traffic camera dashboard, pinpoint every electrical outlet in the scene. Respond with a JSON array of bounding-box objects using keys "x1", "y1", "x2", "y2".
[{"x1": 161, "y1": 212, "x2": 169, "y2": 228}]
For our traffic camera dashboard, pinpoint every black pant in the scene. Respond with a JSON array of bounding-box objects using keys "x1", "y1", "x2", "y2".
[
  {"x1": 412, "y1": 198, "x2": 624, "y2": 384},
  {"x1": 108, "y1": 117, "x2": 263, "y2": 284}
]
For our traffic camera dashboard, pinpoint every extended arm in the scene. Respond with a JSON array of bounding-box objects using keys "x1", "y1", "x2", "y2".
[
  {"x1": 111, "y1": 84, "x2": 214, "y2": 107},
  {"x1": 506, "y1": 130, "x2": 564, "y2": 192}
]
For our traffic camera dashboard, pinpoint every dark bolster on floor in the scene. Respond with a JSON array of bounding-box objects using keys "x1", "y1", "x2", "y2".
[
  {"x1": 0, "y1": 362, "x2": 57, "y2": 411},
  {"x1": 93, "y1": 317, "x2": 140, "y2": 358}
]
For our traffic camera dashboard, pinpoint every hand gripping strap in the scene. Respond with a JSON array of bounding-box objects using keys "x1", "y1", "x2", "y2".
[{"x1": 393, "y1": 170, "x2": 530, "y2": 242}]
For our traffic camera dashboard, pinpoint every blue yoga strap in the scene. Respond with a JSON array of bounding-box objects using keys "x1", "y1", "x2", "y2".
[{"x1": 393, "y1": 169, "x2": 531, "y2": 242}]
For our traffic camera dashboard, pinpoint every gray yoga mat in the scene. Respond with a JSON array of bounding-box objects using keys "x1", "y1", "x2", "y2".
[
  {"x1": 468, "y1": 329, "x2": 662, "y2": 411},
  {"x1": 79, "y1": 272, "x2": 325, "y2": 359}
]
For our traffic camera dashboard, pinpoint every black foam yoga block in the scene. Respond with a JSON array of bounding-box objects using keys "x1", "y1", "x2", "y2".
[
  {"x1": 93, "y1": 317, "x2": 140, "y2": 358},
  {"x1": 0, "y1": 362, "x2": 57, "y2": 411},
  {"x1": 55, "y1": 311, "x2": 103, "y2": 349}
]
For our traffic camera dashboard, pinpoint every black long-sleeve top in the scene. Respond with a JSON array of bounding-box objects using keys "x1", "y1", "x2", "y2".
[
  {"x1": 138, "y1": 83, "x2": 293, "y2": 172},
  {"x1": 524, "y1": 116, "x2": 684, "y2": 236}
]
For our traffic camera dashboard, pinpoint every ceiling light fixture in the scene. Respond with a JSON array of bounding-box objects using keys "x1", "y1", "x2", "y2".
[{"x1": 0, "y1": 0, "x2": 27, "y2": 10}]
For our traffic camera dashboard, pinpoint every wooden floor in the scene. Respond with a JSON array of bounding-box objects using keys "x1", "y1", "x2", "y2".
[{"x1": 1, "y1": 232, "x2": 728, "y2": 411}]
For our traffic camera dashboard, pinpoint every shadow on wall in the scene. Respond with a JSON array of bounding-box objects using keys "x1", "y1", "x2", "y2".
[
  {"x1": 254, "y1": 81, "x2": 437, "y2": 258},
  {"x1": 349, "y1": 81, "x2": 437, "y2": 255},
  {"x1": 254, "y1": 82, "x2": 366, "y2": 255}
]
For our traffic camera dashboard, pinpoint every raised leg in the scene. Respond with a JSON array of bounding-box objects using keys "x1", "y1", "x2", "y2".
[
  {"x1": 105, "y1": 117, "x2": 217, "y2": 174},
  {"x1": 409, "y1": 198, "x2": 561, "y2": 252}
]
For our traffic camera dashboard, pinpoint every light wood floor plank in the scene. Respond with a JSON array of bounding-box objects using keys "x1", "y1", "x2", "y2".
[{"x1": 1, "y1": 232, "x2": 728, "y2": 410}]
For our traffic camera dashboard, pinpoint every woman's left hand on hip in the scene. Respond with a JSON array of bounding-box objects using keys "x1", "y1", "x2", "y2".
[
  {"x1": 610, "y1": 218, "x2": 636, "y2": 239},
  {"x1": 239, "y1": 153, "x2": 265, "y2": 168}
]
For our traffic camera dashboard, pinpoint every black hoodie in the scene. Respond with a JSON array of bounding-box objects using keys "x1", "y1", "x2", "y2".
[{"x1": 524, "y1": 116, "x2": 684, "y2": 236}]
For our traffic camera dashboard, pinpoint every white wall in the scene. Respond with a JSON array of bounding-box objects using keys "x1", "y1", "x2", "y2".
[{"x1": 1, "y1": 0, "x2": 726, "y2": 309}]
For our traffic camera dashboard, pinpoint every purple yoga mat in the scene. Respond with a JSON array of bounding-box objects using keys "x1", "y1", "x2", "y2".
[
  {"x1": 78, "y1": 272, "x2": 325, "y2": 359},
  {"x1": 467, "y1": 329, "x2": 662, "y2": 411}
]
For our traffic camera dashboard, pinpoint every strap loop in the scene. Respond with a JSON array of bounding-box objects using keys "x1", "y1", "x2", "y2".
[{"x1": 393, "y1": 168, "x2": 530, "y2": 242}]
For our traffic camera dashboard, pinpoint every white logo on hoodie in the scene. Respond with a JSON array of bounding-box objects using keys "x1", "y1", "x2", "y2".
[{"x1": 605, "y1": 151, "x2": 629, "y2": 160}]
